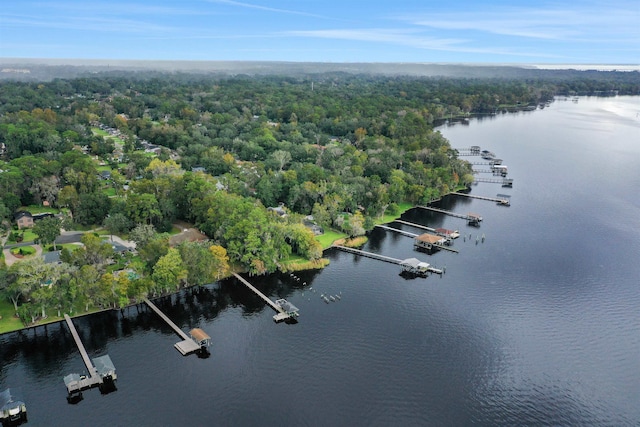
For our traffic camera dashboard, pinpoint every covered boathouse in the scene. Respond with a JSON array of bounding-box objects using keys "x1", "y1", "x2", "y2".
[
  {"x1": 190, "y1": 328, "x2": 212, "y2": 349},
  {"x1": 400, "y1": 258, "x2": 431, "y2": 277},
  {"x1": 414, "y1": 233, "x2": 447, "y2": 252},
  {"x1": 1, "y1": 389, "x2": 27, "y2": 426}
]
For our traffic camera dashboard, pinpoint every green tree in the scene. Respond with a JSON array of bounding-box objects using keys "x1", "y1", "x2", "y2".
[
  {"x1": 152, "y1": 248, "x2": 187, "y2": 293},
  {"x1": 33, "y1": 216, "x2": 62, "y2": 250},
  {"x1": 103, "y1": 213, "x2": 132, "y2": 241}
]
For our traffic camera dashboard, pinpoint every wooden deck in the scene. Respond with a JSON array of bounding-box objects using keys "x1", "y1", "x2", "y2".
[{"x1": 143, "y1": 298, "x2": 201, "y2": 355}]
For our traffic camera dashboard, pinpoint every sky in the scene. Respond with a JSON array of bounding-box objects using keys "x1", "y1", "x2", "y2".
[{"x1": 0, "y1": 0, "x2": 639, "y2": 65}]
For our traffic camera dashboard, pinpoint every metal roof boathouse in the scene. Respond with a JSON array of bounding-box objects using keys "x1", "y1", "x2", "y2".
[{"x1": 1, "y1": 389, "x2": 27, "y2": 426}]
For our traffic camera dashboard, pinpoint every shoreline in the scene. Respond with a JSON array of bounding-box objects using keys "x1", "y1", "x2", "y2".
[{"x1": 0, "y1": 197, "x2": 449, "y2": 336}]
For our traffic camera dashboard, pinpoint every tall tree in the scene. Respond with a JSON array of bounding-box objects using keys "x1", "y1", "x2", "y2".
[
  {"x1": 33, "y1": 216, "x2": 62, "y2": 250},
  {"x1": 152, "y1": 248, "x2": 187, "y2": 293}
]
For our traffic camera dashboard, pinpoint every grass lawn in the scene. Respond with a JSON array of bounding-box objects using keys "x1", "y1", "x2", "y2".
[
  {"x1": 10, "y1": 246, "x2": 36, "y2": 256},
  {"x1": 102, "y1": 187, "x2": 117, "y2": 197},
  {"x1": 8, "y1": 229, "x2": 39, "y2": 243},
  {"x1": 375, "y1": 202, "x2": 414, "y2": 225},
  {"x1": 0, "y1": 300, "x2": 23, "y2": 334},
  {"x1": 316, "y1": 230, "x2": 346, "y2": 250},
  {"x1": 20, "y1": 205, "x2": 61, "y2": 214},
  {"x1": 92, "y1": 127, "x2": 125, "y2": 146}
]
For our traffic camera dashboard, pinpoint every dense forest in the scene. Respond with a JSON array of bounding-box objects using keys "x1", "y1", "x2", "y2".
[{"x1": 1, "y1": 69, "x2": 638, "y2": 325}]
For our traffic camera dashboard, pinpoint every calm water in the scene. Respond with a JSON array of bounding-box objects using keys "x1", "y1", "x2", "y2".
[{"x1": 2, "y1": 96, "x2": 639, "y2": 426}]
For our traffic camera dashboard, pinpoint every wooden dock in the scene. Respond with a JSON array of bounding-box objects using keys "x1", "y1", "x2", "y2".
[
  {"x1": 333, "y1": 245, "x2": 457, "y2": 274},
  {"x1": 393, "y1": 219, "x2": 438, "y2": 233},
  {"x1": 143, "y1": 298, "x2": 201, "y2": 355},
  {"x1": 453, "y1": 192, "x2": 510, "y2": 205},
  {"x1": 417, "y1": 205, "x2": 474, "y2": 220},
  {"x1": 474, "y1": 177, "x2": 513, "y2": 186},
  {"x1": 333, "y1": 245, "x2": 403, "y2": 264},
  {"x1": 63, "y1": 314, "x2": 101, "y2": 391},
  {"x1": 375, "y1": 224, "x2": 418, "y2": 237},
  {"x1": 232, "y1": 273, "x2": 298, "y2": 322},
  {"x1": 376, "y1": 225, "x2": 459, "y2": 253}
]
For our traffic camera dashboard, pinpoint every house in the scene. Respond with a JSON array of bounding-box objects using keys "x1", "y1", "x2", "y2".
[
  {"x1": 267, "y1": 204, "x2": 287, "y2": 217},
  {"x1": 99, "y1": 170, "x2": 112, "y2": 180},
  {"x1": 14, "y1": 211, "x2": 33, "y2": 229}
]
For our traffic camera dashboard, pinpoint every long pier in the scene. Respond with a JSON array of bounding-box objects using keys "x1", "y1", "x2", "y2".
[
  {"x1": 393, "y1": 219, "x2": 437, "y2": 233},
  {"x1": 376, "y1": 225, "x2": 459, "y2": 253},
  {"x1": 143, "y1": 298, "x2": 200, "y2": 355},
  {"x1": 474, "y1": 177, "x2": 513, "y2": 186},
  {"x1": 375, "y1": 224, "x2": 418, "y2": 237},
  {"x1": 64, "y1": 315, "x2": 100, "y2": 389},
  {"x1": 333, "y1": 246, "x2": 445, "y2": 274},
  {"x1": 453, "y1": 192, "x2": 510, "y2": 205},
  {"x1": 417, "y1": 205, "x2": 474, "y2": 220},
  {"x1": 333, "y1": 245, "x2": 402, "y2": 264},
  {"x1": 232, "y1": 273, "x2": 298, "y2": 322}
]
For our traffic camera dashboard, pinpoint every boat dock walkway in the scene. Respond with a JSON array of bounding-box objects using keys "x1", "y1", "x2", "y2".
[
  {"x1": 375, "y1": 224, "x2": 418, "y2": 238},
  {"x1": 453, "y1": 192, "x2": 510, "y2": 205},
  {"x1": 333, "y1": 245, "x2": 403, "y2": 264},
  {"x1": 393, "y1": 219, "x2": 437, "y2": 233},
  {"x1": 376, "y1": 225, "x2": 458, "y2": 253},
  {"x1": 417, "y1": 205, "x2": 474, "y2": 220},
  {"x1": 63, "y1": 314, "x2": 101, "y2": 391},
  {"x1": 143, "y1": 298, "x2": 201, "y2": 355},
  {"x1": 232, "y1": 273, "x2": 298, "y2": 322},
  {"x1": 474, "y1": 177, "x2": 513, "y2": 186}
]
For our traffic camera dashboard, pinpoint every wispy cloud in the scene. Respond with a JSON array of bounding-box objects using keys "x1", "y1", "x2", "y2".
[
  {"x1": 29, "y1": 1, "x2": 208, "y2": 16},
  {"x1": 401, "y1": 3, "x2": 640, "y2": 42},
  {"x1": 203, "y1": 0, "x2": 329, "y2": 19},
  {"x1": 0, "y1": 14, "x2": 177, "y2": 34},
  {"x1": 284, "y1": 28, "x2": 561, "y2": 58}
]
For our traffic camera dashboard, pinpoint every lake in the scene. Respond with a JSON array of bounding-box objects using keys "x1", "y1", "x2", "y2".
[{"x1": 1, "y1": 96, "x2": 639, "y2": 426}]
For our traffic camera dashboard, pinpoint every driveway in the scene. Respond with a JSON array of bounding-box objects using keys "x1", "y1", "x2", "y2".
[{"x1": 3, "y1": 244, "x2": 43, "y2": 267}]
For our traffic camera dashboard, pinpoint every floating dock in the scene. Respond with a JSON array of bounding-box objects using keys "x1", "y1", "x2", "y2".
[
  {"x1": 232, "y1": 273, "x2": 299, "y2": 322},
  {"x1": 333, "y1": 245, "x2": 444, "y2": 274},
  {"x1": 452, "y1": 192, "x2": 510, "y2": 205},
  {"x1": 63, "y1": 314, "x2": 116, "y2": 399},
  {"x1": 143, "y1": 298, "x2": 206, "y2": 355}
]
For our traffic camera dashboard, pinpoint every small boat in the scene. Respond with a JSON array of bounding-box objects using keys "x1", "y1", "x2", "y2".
[
  {"x1": 329, "y1": 296, "x2": 336, "y2": 302},
  {"x1": 335, "y1": 295, "x2": 341, "y2": 300},
  {"x1": 323, "y1": 297, "x2": 330, "y2": 304}
]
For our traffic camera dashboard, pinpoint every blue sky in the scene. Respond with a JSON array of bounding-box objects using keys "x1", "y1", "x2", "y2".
[{"x1": 1, "y1": 0, "x2": 638, "y2": 64}]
